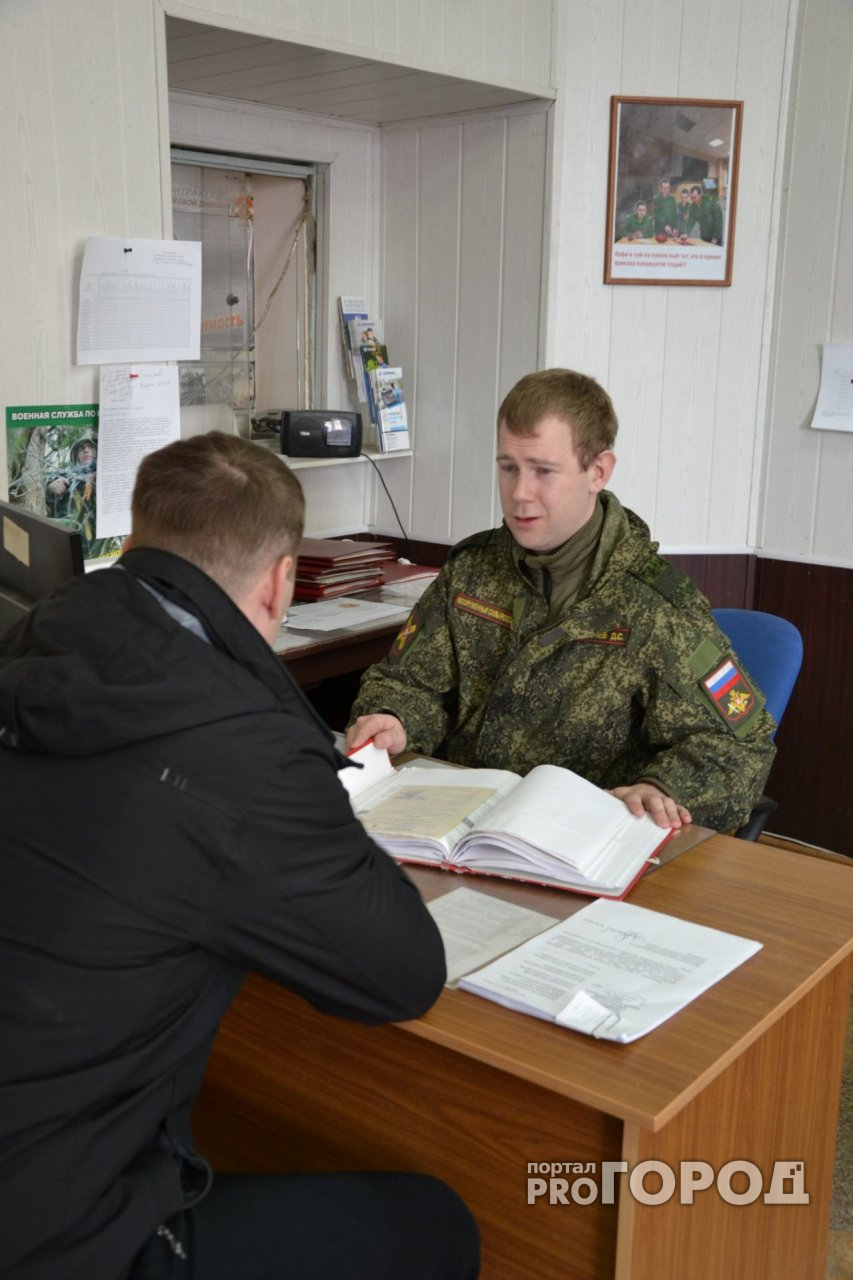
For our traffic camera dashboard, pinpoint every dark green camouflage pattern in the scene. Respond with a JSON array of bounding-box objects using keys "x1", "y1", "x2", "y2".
[{"x1": 351, "y1": 492, "x2": 776, "y2": 831}]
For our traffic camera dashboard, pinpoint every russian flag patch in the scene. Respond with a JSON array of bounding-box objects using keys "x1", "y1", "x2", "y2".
[{"x1": 701, "y1": 657, "x2": 757, "y2": 725}]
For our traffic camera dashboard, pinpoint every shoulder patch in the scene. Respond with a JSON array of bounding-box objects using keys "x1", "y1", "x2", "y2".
[
  {"x1": 698, "y1": 652, "x2": 765, "y2": 734},
  {"x1": 389, "y1": 606, "x2": 422, "y2": 661}
]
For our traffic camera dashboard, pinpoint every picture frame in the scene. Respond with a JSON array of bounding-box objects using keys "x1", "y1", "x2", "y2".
[{"x1": 604, "y1": 96, "x2": 743, "y2": 287}]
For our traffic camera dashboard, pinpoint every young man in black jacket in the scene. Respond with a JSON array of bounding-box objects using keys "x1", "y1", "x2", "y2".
[{"x1": 0, "y1": 432, "x2": 479, "y2": 1280}]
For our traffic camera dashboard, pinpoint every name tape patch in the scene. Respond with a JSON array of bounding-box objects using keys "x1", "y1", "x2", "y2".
[
  {"x1": 578, "y1": 626, "x2": 631, "y2": 646},
  {"x1": 452, "y1": 592, "x2": 512, "y2": 630}
]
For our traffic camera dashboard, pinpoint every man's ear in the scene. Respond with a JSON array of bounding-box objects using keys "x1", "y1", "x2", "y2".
[
  {"x1": 269, "y1": 554, "x2": 294, "y2": 621},
  {"x1": 122, "y1": 534, "x2": 134, "y2": 552},
  {"x1": 589, "y1": 450, "x2": 616, "y2": 493}
]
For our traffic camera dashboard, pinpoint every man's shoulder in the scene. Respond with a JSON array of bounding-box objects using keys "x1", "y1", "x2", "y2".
[{"x1": 442, "y1": 526, "x2": 510, "y2": 576}]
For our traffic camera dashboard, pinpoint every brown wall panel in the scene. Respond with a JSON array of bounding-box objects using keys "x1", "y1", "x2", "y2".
[{"x1": 754, "y1": 559, "x2": 853, "y2": 857}]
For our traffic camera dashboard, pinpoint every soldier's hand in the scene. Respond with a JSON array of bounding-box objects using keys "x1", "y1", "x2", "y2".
[
  {"x1": 610, "y1": 782, "x2": 692, "y2": 830},
  {"x1": 47, "y1": 479, "x2": 68, "y2": 495},
  {"x1": 346, "y1": 713, "x2": 407, "y2": 757}
]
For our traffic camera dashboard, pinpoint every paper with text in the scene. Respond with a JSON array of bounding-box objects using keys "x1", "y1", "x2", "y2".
[
  {"x1": 77, "y1": 238, "x2": 201, "y2": 365},
  {"x1": 427, "y1": 886, "x2": 560, "y2": 985},
  {"x1": 460, "y1": 898, "x2": 761, "y2": 1042},
  {"x1": 96, "y1": 365, "x2": 180, "y2": 538},
  {"x1": 810, "y1": 343, "x2": 853, "y2": 432}
]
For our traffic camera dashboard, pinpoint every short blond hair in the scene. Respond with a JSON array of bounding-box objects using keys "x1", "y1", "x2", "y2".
[
  {"x1": 498, "y1": 369, "x2": 618, "y2": 469},
  {"x1": 131, "y1": 432, "x2": 304, "y2": 598}
]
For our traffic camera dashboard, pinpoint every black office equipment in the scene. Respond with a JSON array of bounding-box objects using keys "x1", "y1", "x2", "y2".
[
  {"x1": 0, "y1": 500, "x2": 84, "y2": 635},
  {"x1": 253, "y1": 410, "x2": 363, "y2": 458}
]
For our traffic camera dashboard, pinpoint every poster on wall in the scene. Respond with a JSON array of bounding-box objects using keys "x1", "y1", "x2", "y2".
[
  {"x1": 604, "y1": 97, "x2": 743, "y2": 287},
  {"x1": 5, "y1": 404, "x2": 124, "y2": 562}
]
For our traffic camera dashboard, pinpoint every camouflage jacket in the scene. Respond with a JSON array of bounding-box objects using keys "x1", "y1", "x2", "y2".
[{"x1": 351, "y1": 493, "x2": 776, "y2": 830}]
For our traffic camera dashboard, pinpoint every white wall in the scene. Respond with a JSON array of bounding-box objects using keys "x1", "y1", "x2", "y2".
[
  {"x1": 546, "y1": 0, "x2": 798, "y2": 554},
  {"x1": 3, "y1": 0, "x2": 850, "y2": 566},
  {"x1": 376, "y1": 102, "x2": 550, "y2": 543},
  {"x1": 760, "y1": 0, "x2": 853, "y2": 567}
]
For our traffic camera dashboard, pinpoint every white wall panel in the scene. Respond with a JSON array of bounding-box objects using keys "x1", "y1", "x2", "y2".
[
  {"x1": 761, "y1": 0, "x2": 853, "y2": 565},
  {"x1": 548, "y1": 0, "x2": 794, "y2": 553},
  {"x1": 378, "y1": 105, "x2": 548, "y2": 544}
]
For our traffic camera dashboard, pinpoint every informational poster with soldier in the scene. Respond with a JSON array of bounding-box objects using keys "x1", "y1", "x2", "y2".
[
  {"x1": 5, "y1": 405, "x2": 124, "y2": 561},
  {"x1": 605, "y1": 97, "x2": 742, "y2": 287}
]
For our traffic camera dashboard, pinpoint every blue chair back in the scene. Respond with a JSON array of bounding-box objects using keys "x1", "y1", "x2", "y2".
[{"x1": 711, "y1": 609, "x2": 803, "y2": 729}]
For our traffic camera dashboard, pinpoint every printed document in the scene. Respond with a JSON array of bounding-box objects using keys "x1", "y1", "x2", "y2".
[
  {"x1": 427, "y1": 886, "x2": 559, "y2": 985},
  {"x1": 459, "y1": 898, "x2": 762, "y2": 1042},
  {"x1": 77, "y1": 237, "x2": 201, "y2": 364}
]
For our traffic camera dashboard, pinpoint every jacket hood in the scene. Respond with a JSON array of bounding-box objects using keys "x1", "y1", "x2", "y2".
[{"x1": 0, "y1": 547, "x2": 323, "y2": 757}]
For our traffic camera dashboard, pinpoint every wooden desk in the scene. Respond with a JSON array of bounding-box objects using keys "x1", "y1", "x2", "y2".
[
  {"x1": 191, "y1": 837, "x2": 853, "y2": 1279},
  {"x1": 273, "y1": 588, "x2": 411, "y2": 686}
]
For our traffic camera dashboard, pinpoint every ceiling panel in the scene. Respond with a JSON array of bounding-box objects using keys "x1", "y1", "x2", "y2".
[{"x1": 165, "y1": 17, "x2": 547, "y2": 124}]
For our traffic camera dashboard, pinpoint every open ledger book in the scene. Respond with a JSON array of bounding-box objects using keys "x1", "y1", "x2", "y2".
[{"x1": 340, "y1": 744, "x2": 673, "y2": 898}]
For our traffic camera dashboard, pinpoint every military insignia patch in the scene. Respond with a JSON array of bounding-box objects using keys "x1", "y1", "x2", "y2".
[
  {"x1": 579, "y1": 626, "x2": 631, "y2": 646},
  {"x1": 452, "y1": 592, "x2": 512, "y2": 629},
  {"x1": 391, "y1": 607, "x2": 422, "y2": 660},
  {"x1": 701, "y1": 657, "x2": 758, "y2": 726}
]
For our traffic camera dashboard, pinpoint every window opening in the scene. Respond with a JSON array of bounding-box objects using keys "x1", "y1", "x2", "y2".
[{"x1": 170, "y1": 151, "x2": 316, "y2": 414}]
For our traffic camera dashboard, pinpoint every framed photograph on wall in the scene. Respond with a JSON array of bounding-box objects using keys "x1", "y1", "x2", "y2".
[{"x1": 604, "y1": 96, "x2": 743, "y2": 287}]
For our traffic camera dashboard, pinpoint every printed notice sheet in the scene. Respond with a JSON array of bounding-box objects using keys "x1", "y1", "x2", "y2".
[
  {"x1": 427, "y1": 886, "x2": 560, "y2": 986},
  {"x1": 96, "y1": 365, "x2": 181, "y2": 538},
  {"x1": 460, "y1": 898, "x2": 762, "y2": 1042},
  {"x1": 77, "y1": 238, "x2": 201, "y2": 365},
  {"x1": 810, "y1": 343, "x2": 853, "y2": 433}
]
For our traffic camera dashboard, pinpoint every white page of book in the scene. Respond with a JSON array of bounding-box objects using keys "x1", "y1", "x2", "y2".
[
  {"x1": 427, "y1": 886, "x2": 560, "y2": 986},
  {"x1": 456, "y1": 763, "x2": 657, "y2": 873},
  {"x1": 350, "y1": 766, "x2": 521, "y2": 860},
  {"x1": 460, "y1": 899, "x2": 762, "y2": 1043}
]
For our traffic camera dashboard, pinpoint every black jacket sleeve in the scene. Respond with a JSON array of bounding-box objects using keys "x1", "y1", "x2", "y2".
[{"x1": 202, "y1": 727, "x2": 446, "y2": 1025}]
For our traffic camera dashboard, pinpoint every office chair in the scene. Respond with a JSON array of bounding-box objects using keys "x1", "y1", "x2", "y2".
[{"x1": 711, "y1": 608, "x2": 804, "y2": 841}]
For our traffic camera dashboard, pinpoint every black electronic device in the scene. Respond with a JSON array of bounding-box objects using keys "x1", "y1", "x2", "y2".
[
  {"x1": 252, "y1": 410, "x2": 363, "y2": 458},
  {"x1": 0, "y1": 500, "x2": 85, "y2": 635}
]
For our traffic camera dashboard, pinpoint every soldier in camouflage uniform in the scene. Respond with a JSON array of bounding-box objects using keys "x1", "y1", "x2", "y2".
[
  {"x1": 348, "y1": 369, "x2": 775, "y2": 833},
  {"x1": 652, "y1": 178, "x2": 678, "y2": 237}
]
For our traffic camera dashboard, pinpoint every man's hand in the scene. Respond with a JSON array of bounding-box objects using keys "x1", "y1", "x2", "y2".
[
  {"x1": 47, "y1": 478, "x2": 68, "y2": 495},
  {"x1": 346, "y1": 714, "x2": 407, "y2": 757},
  {"x1": 610, "y1": 782, "x2": 692, "y2": 830}
]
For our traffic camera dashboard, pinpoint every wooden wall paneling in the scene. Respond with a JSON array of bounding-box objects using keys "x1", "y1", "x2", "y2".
[
  {"x1": 653, "y1": 291, "x2": 725, "y2": 547},
  {"x1": 546, "y1": 2, "x2": 620, "y2": 377},
  {"x1": 760, "y1": 0, "x2": 853, "y2": 558},
  {"x1": 721, "y1": 0, "x2": 794, "y2": 550},
  {"x1": 450, "y1": 115, "x2": 509, "y2": 543},
  {"x1": 665, "y1": 553, "x2": 755, "y2": 608},
  {"x1": 298, "y1": 463, "x2": 368, "y2": 536},
  {"x1": 755, "y1": 558, "x2": 853, "y2": 857},
  {"x1": 410, "y1": 122, "x2": 463, "y2": 540},
  {"x1": 606, "y1": 291, "x2": 668, "y2": 536},
  {"x1": 373, "y1": 126, "x2": 418, "y2": 536},
  {"x1": 810, "y1": 75, "x2": 853, "y2": 561},
  {"x1": 499, "y1": 108, "x2": 549, "y2": 399}
]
